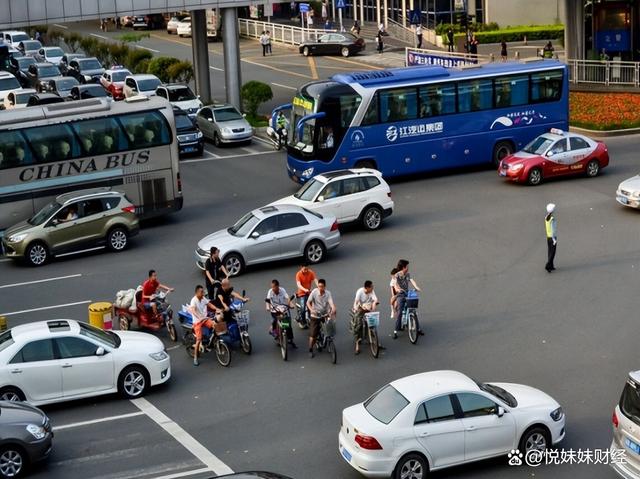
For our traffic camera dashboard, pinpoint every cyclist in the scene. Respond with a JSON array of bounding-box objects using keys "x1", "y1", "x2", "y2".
[
  {"x1": 141, "y1": 269, "x2": 174, "y2": 318},
  {"x1": 265, "y1": 279, "x2": 297, "y2": 348},
  {"x1": 295, "y1": 263, "x2": 318, "y2": 327},
  {"x1": 352, "y1": 280, "x2": 378, "y2": 355},
  {"x1": 189, "y1": 284, "x2": 220, "y2": 366},
  {"x1": 306, "y1": 278, "x2": 336, "y2": 358},
  {"x1": 393, "y1": 260, "x2": 423, "y2": 339}
]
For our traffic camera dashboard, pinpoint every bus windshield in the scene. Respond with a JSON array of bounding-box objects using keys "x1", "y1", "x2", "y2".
[{"x1": 29, "y1": 201, "x2": 61, "y2": 226}]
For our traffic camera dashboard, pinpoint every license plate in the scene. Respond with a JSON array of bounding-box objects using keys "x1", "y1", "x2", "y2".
[
  {"x1": 340, "y1": 445, "x2": 352, "y2": 462},
  {"x1": 183, "y1": 146, "x2": 196, "y2": 153},
  {"x1": 626, "y1": 437, "x2": 640, "y2": 454},
  {"x1": 618, "y1": 196, "x2": 629, "y2": 205}
]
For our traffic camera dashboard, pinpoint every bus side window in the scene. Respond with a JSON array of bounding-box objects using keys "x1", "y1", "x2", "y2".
[
  {"x1": 531, "y1": 70, "x2": 562, "y2": 103},
  {"x1": 23, "y1": 124, "x2": 79, "y2": 164},
  {"x1": 361, "y1": 94, "x2": 379, "y2": 125},
  {"x1": 458, "y1": 79, "x2": 492, "y2": 113},
  {"x1": 495, "y1": 75, "x2": 528, "y2": 108},
  {"x1": 119, "y1": 112, "x2": 170, "y2": 149},
  {"x1": 0, "y1": 131, "x2": 31, "y2": 169},
  {"x1": 380, "y1": 88, "x2": 417, "y2": 123}
]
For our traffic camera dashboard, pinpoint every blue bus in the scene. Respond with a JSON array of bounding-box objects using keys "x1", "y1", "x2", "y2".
[{"x1": 277, "y1": 59, "x2": 569, "y2": 183}]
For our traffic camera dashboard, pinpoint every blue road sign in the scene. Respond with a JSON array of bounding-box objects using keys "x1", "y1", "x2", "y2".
[
  {"x1": 337, "y1": 0, "x2": 346, "y2": 8},
  {"x1": 299, "y1": 3, "x2": 310, "y2": 12},
  {"x1": 410, "y1": 8, "x2": 421, "y2": 24}
]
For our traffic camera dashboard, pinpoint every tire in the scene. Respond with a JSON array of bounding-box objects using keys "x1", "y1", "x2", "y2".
[
  {"x1": 355, "y1": 160, "x2": 376, "y2": 170},
  {"x1": 184, "y1": 332, "x2": 196, "y2": 358},
  {"x1": 527, "y1": 167, "x2": 543, "y2": 186},
  {"x1": 493, "y1": 141, "x2": 514, "y2": 167},
  {"x1": 280, "y1": 330, "x2": 288, "y2": 361},
  {"x1": 327, "y1": 338, "x2": 337, "y2": 364},
  {"x1": 586, "y1": 159, "x2": 600, "y2": 177},
  {"x1": 167, "y1": 322, "x2": 177, "y2": 342},
  {"x1": 302, "y1": 46, "x2": 310, "y2": 56},
  {"x1": 213, "y1": 132, "x2": 222, "y2": 147},
  {"x1": 241, "y1": 334, "x2": 252, "y2": 355},
  {"x1": 107, "y1": 226, "x2": 128, "y2": 252},
  {"x1": 25, "y1": 242, "x2": 48, "y2": 267},
  {"x1": 0, "y1": 387, "x2": 24, "y2": 402},
  {"x1": 361, "y1": 205, "x2": 383, "y2": 231},
  {"x1": 118, "y1": 314, "x2": 130, "y2": 331},
  {"x1": 304, "y1": 240, "x2": 326, "y2": 264},
  {"x1": 223, "y1": 253, "x2": 244, "y2": 276},
  {"x1": 519, "y1": 427, "x2": 550, "y2": 454},
  {"x1": 368, "y1": 327, "x2": 379, "y2": 358},
  {"x1": 408, "y1": 311, "x2": 419, "y2": 345},
  {"x1": 0, "y1": 445, "x2": 27, "y2": 479},
  {"x1": 215, "y1": 340, "x2": 231, "y2": 367},
  {"x1": 394, "y1": 453, "x2": 428, "y2": 479},
  {"x1": 341, "y1": 46, "x2": 350, "y2": 57},
  {"x1": 118, "y1": 366, "x2": 148, "y2": 399}
]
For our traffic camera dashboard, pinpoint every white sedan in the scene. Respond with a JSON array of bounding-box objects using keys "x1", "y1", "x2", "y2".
[
  {"x1": 0, "y1": 319, "x2": 171, "y2": 405},
  {"x1": 616, "y1": 175, "x2": 640, "y2": 209},
  {"x1": 177, "y1": 18, "x2": 192, "y2": 37},
  {"x1": 339, "y1": 370, "x2": 565, "y2": 478}
]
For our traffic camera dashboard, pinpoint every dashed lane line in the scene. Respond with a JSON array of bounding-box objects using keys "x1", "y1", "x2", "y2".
[
  {"x1": 1, "y1": 300, "x2": 92, "y2": 317},
  {"x1": 136, "y1": 45, "x2": 160, "y2": 53},
  {"x1": 181, "y1": 150, "x2": 272, "y2": 164},
  {"x1": 90, "y1": 33, "x2": 109, "y2": 41},
  {"x1": 53, "y1": 412, "x2": 145, "y2": 431},
  {"x1": 0, "y1": 273, "x2": 82, "y2": 289},
  {"x1": 209, "y1": 65, "x2": 224, "y2": 72},
  {"x1": 271, "y1": 82, "x2": 297, "y2": 90},
  {"x1": 240, "y1": 58, "x2": 312, "y2": 79}
]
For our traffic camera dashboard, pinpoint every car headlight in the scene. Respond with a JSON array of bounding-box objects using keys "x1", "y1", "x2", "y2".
[
  {"x1": 8, "y1": 233, "x2": 27, "y2": 243},
  {"x1": 196, "y1": 131, "x2": 203, "y2": 139},
  {"x1": 302, "y1": 167, "x2": 314, "y2": 178},
  {"x1": 221, "y1": 127, "x2": 232, "y2": 134},
  {"x1": 509, "y1": 163, "x2": 524, "y2": 171},
  {"x1": 550, "y1": 407, "x2": 564, "y2": 422},
  {"x1": 149, "y1": 350, "x2": 168, "y2": 361},
  {"x1": 26, "y1": 424, "x2": 46, "y2": 440}
]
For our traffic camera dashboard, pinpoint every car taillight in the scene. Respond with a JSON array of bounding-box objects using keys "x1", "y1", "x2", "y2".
[
  {"x1": 121, "y1": 205, "x2": 136, "y2": 214},
  {"x1": 330, "y1": 220, "x2": 339, "y2": 232},
  {"x1": 613, "y1": 410, "x2": 619, "y2": 428},
  {"x1": 355, "y1": 434, "x2": 383, "y2": 450},
  {"x1": 177, "y1": 172, "x2": 182, "y2": 193}
]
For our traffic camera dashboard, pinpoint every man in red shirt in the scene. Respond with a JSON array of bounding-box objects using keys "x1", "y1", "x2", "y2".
[
  {"x1": 142, "y1": 269, "x2": 174, "y2": 317},
  {"x1": 295, "y1": 264, "x2": 318, "y2": 327}
]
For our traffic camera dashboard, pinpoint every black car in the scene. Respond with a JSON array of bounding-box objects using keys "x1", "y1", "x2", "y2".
[
  {"x1": 7, "y1": 56, "x2": 35, "y2": 87},
  {"x1": 26, "y1": 93, "x2": 65, "y2": 106},
  {"x1": 174, "y1": 106, "x2": 204, "y2": 157},
  {"x1": 26, "y1": 62, "x2": 61, "y2": 88},
  {"x1": 38, "y1": 76, "x2": 79, "y2": 98},
  {"x1": 66, "y1": 57, "x2": 105, "y2": 84},
  {"x1": 68, "y1": 84, "x2": 108, "y2": 101},
  {"x1": 299, "y1": 32, "x2": 365, "y2": 57},
  {"x1": 58, "y1": 53, "x2": 85, "y2": 76}
]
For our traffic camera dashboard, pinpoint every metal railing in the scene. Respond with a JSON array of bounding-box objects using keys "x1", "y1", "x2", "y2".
[
  {"x1": 567, "y1": 59, "x2": 640, "y2": 87},
  {"x1": 386, "y1": 18, "x2": 415, "y2": 46},
  {"x1": 238, "y1": 18, "x2": 337, "y2": 46}
]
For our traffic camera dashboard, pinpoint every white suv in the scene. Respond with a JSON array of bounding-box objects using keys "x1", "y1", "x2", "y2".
[{"x1": 269, "y1": 168, "x2": 394, "y2": 230}]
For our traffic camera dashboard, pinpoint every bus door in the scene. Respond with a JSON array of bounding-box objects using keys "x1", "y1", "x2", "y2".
[{"x1": 138, "y1": 175, "x2": 167, "y2": 215}]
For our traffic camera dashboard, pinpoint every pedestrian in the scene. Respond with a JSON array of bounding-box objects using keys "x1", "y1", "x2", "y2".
[
  {"x1": 379, "y1": 22, "x2": 385, "y2": 35},
  {"x1": 115, "y1": 16, "x2": 121, "y2": 29},
  {"x1": 291, "y1": 0, "x2": 297, "y2": 17},
  {"x1": 447, "y1": 27, "x2": 454, "y2": 52},
  {"x1": 376, "y1": 30, "x2": 383, "y2": 54},
  {"x1": 307, "y1": 11, "x2": 314, "y2": 27},
  {"x1": 321, "y1": 1, "x2": 328, "y2": 22},
  {"x1": 500, "y1": 38, "x2": 507, "y2": 62},
  {"x1": 351, "y1": 20, "x2": 361, "y2": 36},
  {"x1": 600, "y1": 48, "x2": 609, "y2": 61},
  {"x1": 542, "y1": 41, "x2": 554, "y2": 58},
  {"x1": 34, "y1": 30, "x2": 42, "y2": 42},
  {"x1": 469, "y1": 34, "x2": 479, "y2": 63},
  {"x1": 416, "y1": 24, "x2": 423, "y2": 49},
  {"x1": 266, "y1": 30, "x2": 273, "y2": 55},
  {"x1": 545, "y1": 203, "x2": 557, "y2": 273},
  {"x1": 259, "y1": 30, "x2": 269, "y2": 56}
]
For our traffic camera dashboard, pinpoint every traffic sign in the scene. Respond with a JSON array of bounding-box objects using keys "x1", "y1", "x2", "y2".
[
  {"x1": 410, "y1": 8, "x2": 421, "y2": 24},
  {"x1": 337, "y1": 0, "x2": 346, "y2": 9},
  {"x1": 299, "y1": 3, "x2": 310, "y2": 12}
]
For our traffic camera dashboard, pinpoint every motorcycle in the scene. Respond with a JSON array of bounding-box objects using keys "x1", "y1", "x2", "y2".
[
  {"x1": 115, "y1": 289, "x2": 177, "y2": 341},
  {"x1": 222, "y1": 296, "x2": 252, "y2": 355},
  {"x1": 265, "y1": 126, "x2": 287, "y2": 151},
  {"x1": 178, "y1": 309, "x2": 231, "y2": 367}
]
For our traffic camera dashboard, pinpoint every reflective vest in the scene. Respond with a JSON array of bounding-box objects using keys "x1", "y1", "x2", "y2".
[{"x1": 545, "y1": 215, "x2": 554, "y2": 238}]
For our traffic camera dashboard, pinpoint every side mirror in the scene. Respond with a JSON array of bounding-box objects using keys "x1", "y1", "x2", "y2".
[
  {"x1": 96, "y1": 346, "x2": 106, "y2": 356},
  {"x1": 497, "y1": 406, "x2": 505, "y2": 417},
  {"x1": 250, "y1": 231, "x2": 260, "y2": 239},
  {"x1": 546, "y1": 151, "x2": 553, "y2": 157},
  {"x1": 317, "y1": 196, "x2": 325, "y2": 202},
  {"x1": 207, "y1": 117, "x2": 213, "y2": 122}
]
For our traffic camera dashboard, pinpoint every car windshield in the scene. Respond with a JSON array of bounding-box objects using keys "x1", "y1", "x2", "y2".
[
  {"x1": 39, "y1": 65, "x2": 61, "y2": 77},
  {"x1": 28, "y1": 200, "x2": 61, "y2": 226},
  {"x1": 45, "y1": 47, "x2": 64, "y2": 57},
  {"x1": 168, "y1": 87, "x2": 196, "y2": 102},
  {"x1": 364, "y1": 384, "x2": 409, "y2": 425},
  {"x1": 78, "y1": 322, "x2": 121, "y2": 348},
  {"x1": 22, "y1": 41, "x2": 41, "y2": 50},
  {"x1": 0, "y1": 331, "x2": 14, "y2": 354},
  {"x1": 14, "y1": 91, "x2": 33, "y2": 104},
  {"x1": 214, "y1": 107, "x2": 243, "y2": 122},
  {"x1": 0, "y1": 77, "x2": 20, "y2": 91},
  {"x1": 12, "y1": 34, "x2": 29, "y2": 43},
  {"x1": 523, "y1": 136, "x2": 554, "y2": 155},
  {"x1": 138, "y1": 78, "x2": 161, "y2": 91},
  {"x1": 81, "y1": 86, "x2": 106, "y2": 97},
  {"x1": 228, "y1": 212, "x2": 260, "y2": 237},
  {"x1": 477, "y1": 382, "x2": 518, "y2": 408},
  {"x1": 17, "y1": 57, "x2": 35, "y2": 69},
  {"x1": 111, "y1": 70, "x2": 130, "y2": 82},
  {"x1": 620, "y1": 380, "x2": 640, "y2": 426},
  {"x1": 294, "y1": 177, "x2": 325, "y2": 201},
  {"x1": 175, "y1": 114, "x2": 194, "y2": 129},
  {"x1": 56, "y1": 78, "x2": 78, "y2": 90},
  {"x1": 79, "y1": 59, "x2": 102, "y2": 70}
]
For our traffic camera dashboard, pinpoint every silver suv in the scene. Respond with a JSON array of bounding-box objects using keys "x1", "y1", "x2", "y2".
[{"x1": 612, "y1": 371, "x2": 640, "y2": 478}]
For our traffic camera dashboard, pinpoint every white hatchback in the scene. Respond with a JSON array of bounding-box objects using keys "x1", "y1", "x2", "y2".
[
  {"x1": 339, "y1": 370, "x2": 565, "y2": 478},
  {"x1": 0, "y1": 319, "x2": 171, "y2": 405},
  {"x1": 269, "y1": 169, "x2": 394, "y2": 231}
]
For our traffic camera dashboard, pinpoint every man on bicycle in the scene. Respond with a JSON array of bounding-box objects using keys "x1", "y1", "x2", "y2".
[
  {"x1": 265, "y1": 279, "x2": 297, "y2": 348},
  {"x1": 352, "y1": 280, "x2": 378, "y2": 355},
  {"x1": 393, "y1": 259, "x2": 423, "y2": 339},
  {"x1": 189, "y1": 284, "x2": 220, "y2": 366},
  {"x1": 141, "y1": 269, "x2": 174, "y2": 319},
  {"x1": 295, "y1": 263, "x2": 318, "y2": 327},
  {"x1": 306, "y1": 278, "x2": 336, "y2": 358}
]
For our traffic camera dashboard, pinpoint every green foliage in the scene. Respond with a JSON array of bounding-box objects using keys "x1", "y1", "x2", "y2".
[
  {"x1": 117, "y1": 32, "x2": 151, "y2": 43},
  {"x1": 309, "y1": 0, "x2": 323, "y2": 17},
  {"x1": 79, "y1": 37, "x2": 99, "y2": 57},
  {"x1": 436, "y1": 22, "x2": 500, "y2": 36},
  {"x1": 245, "y1": 114, "x2": 269, "y2": 128},
  {"x1": 126, "y1": 49, "x2": 153, "y2": 72},
  {"x1": 147, "y1": 56, "x2": 180, "y2": 83},
  {"x1": 451, "y1": 25, "x2": 564, "y2": 44},
  {"x1": 64, "y1": 32, "x2": 84, "y2": 53},
  {"x1": 45, "y1": 28, "x2": 65, "y2": 46},
  {"x1": 133, "y1": 59, "x2": 151, "y2": 74},
  {"x1": 167, "y1": 61, "x2": 194, "y2": 83},
  {"x1": 108, "y1": 44, "x2": 131, "y2": 67},
  {"x1": 241, "y1": 81, "x2": 273, "y2": 117}
]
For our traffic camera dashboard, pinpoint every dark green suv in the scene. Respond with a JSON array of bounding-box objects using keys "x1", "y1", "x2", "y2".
[{"x1": 2, "y1": 188, "x2": 139, "y2": 266}]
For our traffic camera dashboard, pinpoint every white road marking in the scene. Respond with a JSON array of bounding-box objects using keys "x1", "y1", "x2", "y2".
[
  {"x1": 209, "y1": 66, "x2": 224, "y2": 72},
  {"x1": 252, "y1": 136, "x2": 273, "y2": 147},
  {"x1": 90, "y1": 33, "x2": 109, "y2": 40},
  {"x1": 202, "y1": 150, "x2": 220, "y2": 159},
  {"x1": 166, "y1": 344, "x2": 182, "y2": 351},
  {"x1": 53, "y1": 24, "x2": 69, "y2": 29},
  {"x1": 152, "y1": 467, "x2": 212, "y2": 479},
  {"x1": 56, "y1": 246, "x2": 105, "y2": 257},
  {"x1": 0, "y1": 259, "x2": 11, "y2": 263},
  {"x1": 181, "y1": 150, "x2": 272, "y2": 164},
  {"x1": 53, "y1": 412, "x2": 145, "y2": 431},
  {"x1": 131, "y1": 397, "x2": 234, "y2": 475},
  {"x1": 0, "y1": 273, "x2": 82, "y2": 290},
  {"x1": 137, "y1": 45, "x2": 160, "y2": 53},
  {"x1": 271, "y1": 82, "x2": 297, "y2": 90},
  {"x1": 1, "y1": 300, "x2": 92, "y2": 316}
]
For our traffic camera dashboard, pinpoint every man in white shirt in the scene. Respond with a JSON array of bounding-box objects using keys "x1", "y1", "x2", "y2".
[
  {"x1": 352, "y1": 280, "x2": 378, "y2": 354},
  {"x1": 306, "y1": 278, "x2": 336, "y2": 358},
  {"x1": 266, "y1": 279, "x2": 296, "y2": 348},
  {"x1": 189, "y1": 284, "x2": 219, "y2": 366}
]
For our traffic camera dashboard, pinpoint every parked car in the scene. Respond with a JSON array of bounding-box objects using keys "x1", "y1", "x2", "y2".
[
  {"x1": 339, "y1": 370, "x2": 565, "y2": 478},
  {"x1": 0, "y1": 71, "x2": 21, "y2": 102},
  {"x1": 195, "y1": 204, "x2": 340, "y2": 276},
  {"x1": 35, "y1": 46, "x2": 65, "y2": 64},
  {"x1": 498, "y1": 129, "x2": 609, "y2": 186},
  {"x1": 37, "y1": 76, "x2": 79, "y2": 98},
  {"x1": 176, "y1": 17, "x2": 192, "y2": 37},
  {"x1": 26, "y1": 62, "x2": 61, "y2": 88},
  {"x1": 58, "y1": 53, "x2": 85, "y2": 76},
  {"x1": 100, "y1": 67, "x2": 131, "y2": 100},
  {"x1": 616, "y1": 175, "x2": 640, "y2": 209},
  {"x1": 156, "y1": 83, "x2": 202, "y2": 118},
  {"x1": 0, "y1": 401, "x2": 52, "y2": 479},
  {"x1": 195, "y1": 104, "x2": 253, "y2": 147},
  {"x1": 25, "y1": 93, "x2": 65, "y2": 107},
  {"x1": 7, "y1": 55, "x2": 36, "y2": 87},
  {"x1": 68, "y1": 84, "x2": 109, "y2": 101},
  {"x1": 0, "y1": 319, "x2": 170, "y2": 404},
  {"x1": 123, "y1": 74, "x2": 161, "y2": 98},
  {"x1": 16, "y1": 40, "x2": 42, "y2": 58},
  {"x1": 2, "y1": 31, "x2": 29, "y2": 47},
  {"x1": 611, "y1": 370, "x2": 640, "y2": 478},
  {"x1": 2, "y1": 189, "x2": 139, "y2": 266},
  {"x1": 270, "y1": 169, "x2": 394, "y2": 231},
  {"x1": 132, "y1": 15, "x2": 148, "y2": 30},
  {"x1": 0, "y1": 88, "x2": 36, "y2": 110},
  {"x1": 300, "y1": 33, "x2": 366, "y2": 57},
  {"x1": 133, "y1": 13, "x2": 165, "y2": 29},
  {"x1": 167, "y1": 15, "x2": 188, "y2": 34},
  {"x1": 66, "y1": 57, "x2": 105, "y2": 84},
  {"x1": 174, "y1": 106, "x2": 204, "y2": 157}
]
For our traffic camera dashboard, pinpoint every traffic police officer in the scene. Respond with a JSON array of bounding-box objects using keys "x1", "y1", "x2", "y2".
[{"x1": 545, "y1": 203, "x2": 557, "y2": 272}]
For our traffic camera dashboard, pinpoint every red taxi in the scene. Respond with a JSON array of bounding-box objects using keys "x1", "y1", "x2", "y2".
[{"x1": 99, "y1": 66, "x2": 132, "y2": 101}]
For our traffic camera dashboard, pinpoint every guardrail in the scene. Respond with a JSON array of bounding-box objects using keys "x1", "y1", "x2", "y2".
[
  {"x1": 386, "y1": 18, "x2": 415, "y2": 46},
  {"x1": 238, "y1": 18, "x2": 337, "y2": 46},
  {"x1": 567, "y1": 59, "x2": 640, "y2": 87}
]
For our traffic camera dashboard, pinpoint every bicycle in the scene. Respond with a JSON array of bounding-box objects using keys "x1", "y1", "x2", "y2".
[
  {"x1": 293, "y1": 294, "x2": 310, "y2": 329},
  {"x1": 313, "y1": 315, "x2": 337, "y2": 364},
  {"x1": 364, "y1": 311, "x2": 381, "y2": 358},
  {"x1": 400, "y1": 290, "x2": 420, "y2": 345},
  {"x1": 178, "y1": 311, "x2": 231, "y2": 367},
  {"x1": 267, "y1": 300, "x2": 292, "y2": 361}
]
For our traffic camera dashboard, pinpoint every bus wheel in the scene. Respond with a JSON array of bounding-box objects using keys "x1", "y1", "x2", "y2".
[
  {"x1": 493, "y1": 141, "x2": 514, "y2": 167},
  {"x1": 355, "y1": 160, "x2": 376, "y2": 170}
]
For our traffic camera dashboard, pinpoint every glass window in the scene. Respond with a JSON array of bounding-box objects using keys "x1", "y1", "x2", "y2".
[
  {"x1": 111, "y1": 70, "x2": 130, "y2": 83},
  {"x1": 78, "y1": 322, "x2": 119, "y2": 348},
  {"x1": 254, "y1": 216, "x2": 278, "y2": 235},
  {"x1": 362, "y1": 94, "x2": 379, "y2": 125},
  {"x1": 494, "y1": 75, "x2": 529, "y2": 108},
  {"x1": 175, "y1": 114, "x2": 194, "y2": 130},
  {"x1": 0, "y1": 130, "x2": 32, "y2": 169},
  {"x1": 419, "y1": 83, "x2": 456, "y2": 117},
  {"x1": 118, "y1": 111, "x2": 170, "y2": 149},
  {"x1": 531, "y1": 70, "x2": 563, "y2": 103},
  {"x1": 277, "y1": 213, "x2": 308, "y2": 230},
  {"x1": 213, "y1": 107, "x2": 243, "y2": 122},
  {"x1": 102, "y1": 197, "x2": 121, "y2": 210},
  {"x1": 363, "y1": 176, "x2": 381, "y2": 190},
  {"x1": 294, "y1": 178, "x2": 325, "y2": 201},
  {"x1": 228, "y1": 212, "x2": 260, "y2": 237},
  {"x1": 78, "y1": 59, "x2": 103, "y2": 71},
  {"x1": 37, "y1": 64, "x2": 61, "y2": 78},
  {"x1": 23, "y1": 124, "x2": 78, "y2": 163},
  {"x1": 167, "y1": 86, "x2": 196, "y2": 102},
  {"x1": 72, "y1": 116, "x2": 124, "y2": 156},
  {"x1": 55, "y1": 337, "x2": 98, "y2": 358},
  {"x1": 620, "y1": 381, "x2": 640, "y2": 426},
  {"x1": 456, "y1": 393, "x2": 498, "y2": 417},
  {"x1": 458, "y1": 79, "x2": 493, "y2": 113},
  {"x1": 340, "y1": 178, "x2": 365, "y2": 196},
  {"x1": 0, "y1": 331, "x2": 14, "y2": 354},
  {"x1": 340, "y1": 94, "x2": 361, "y2": 129},
  {"x1": 319, "y1": 181, "x2": 341, "y2": 200},
  {"x1": 156, "y1": 88, "x2": 167, "y2": 98},
  {"x1": 424, "y1": 395, "x2": 457, "y2": 422},
  {"x1": 380, "y1": 88, "x2": 418, "y2": 123},
  {"x1": 10, "y1": 339, "x2": 55, "y2": 363},
  {"x1": 0, "y1": 76, "x2": 20, "y2": 91},
  {"x1": 78, "y1": 199, "x2": 104, "y2": 217},
  {"x1": 570, "y1": 137, "x2": 590, "y2": 150},
  {"x1": 125, "y1": 78, "x2": 135, "y2": 88},
  {"x1": 364, "y1": 385, "x2": 410, "y2": 424},
  {"x1": 549, "y1": 139, "x2": 567, "y2": 155},
  {"x1": 415, "y1": 403, "x2": 428, "y2": 424}
]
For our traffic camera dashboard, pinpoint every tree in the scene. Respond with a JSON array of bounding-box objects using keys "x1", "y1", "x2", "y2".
[
  {"x1": 147, "y1": 56, "x2": 180, "y2": 83},
  {"x1": 241, "y1": 81, "x2": 273, "y2": 118},
  {"x1": 126, "y1": 49, "x2": 153, "y2": 73}
]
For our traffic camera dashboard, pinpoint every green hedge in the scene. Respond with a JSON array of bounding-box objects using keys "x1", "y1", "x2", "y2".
[
  {"x1": 448, "y1": 25, "x2": 564, "y2": 45},
  {"x1": 435, "y1": 22, "x2": 499, "y2": 36}
]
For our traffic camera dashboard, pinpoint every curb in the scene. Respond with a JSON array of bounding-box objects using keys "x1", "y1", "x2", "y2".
[{"x1": 569, "y1": 125, "x2": 640, "y2": 138}]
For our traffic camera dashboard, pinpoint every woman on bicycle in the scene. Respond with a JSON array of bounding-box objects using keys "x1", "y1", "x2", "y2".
[{"x1": 352, "y1": 280, "x2": 378, "y2": 355}]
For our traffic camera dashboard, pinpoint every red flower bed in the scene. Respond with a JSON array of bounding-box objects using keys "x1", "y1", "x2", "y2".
[{"x1": 570, "y1": 91, "x2": 640, "y2": 130}]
